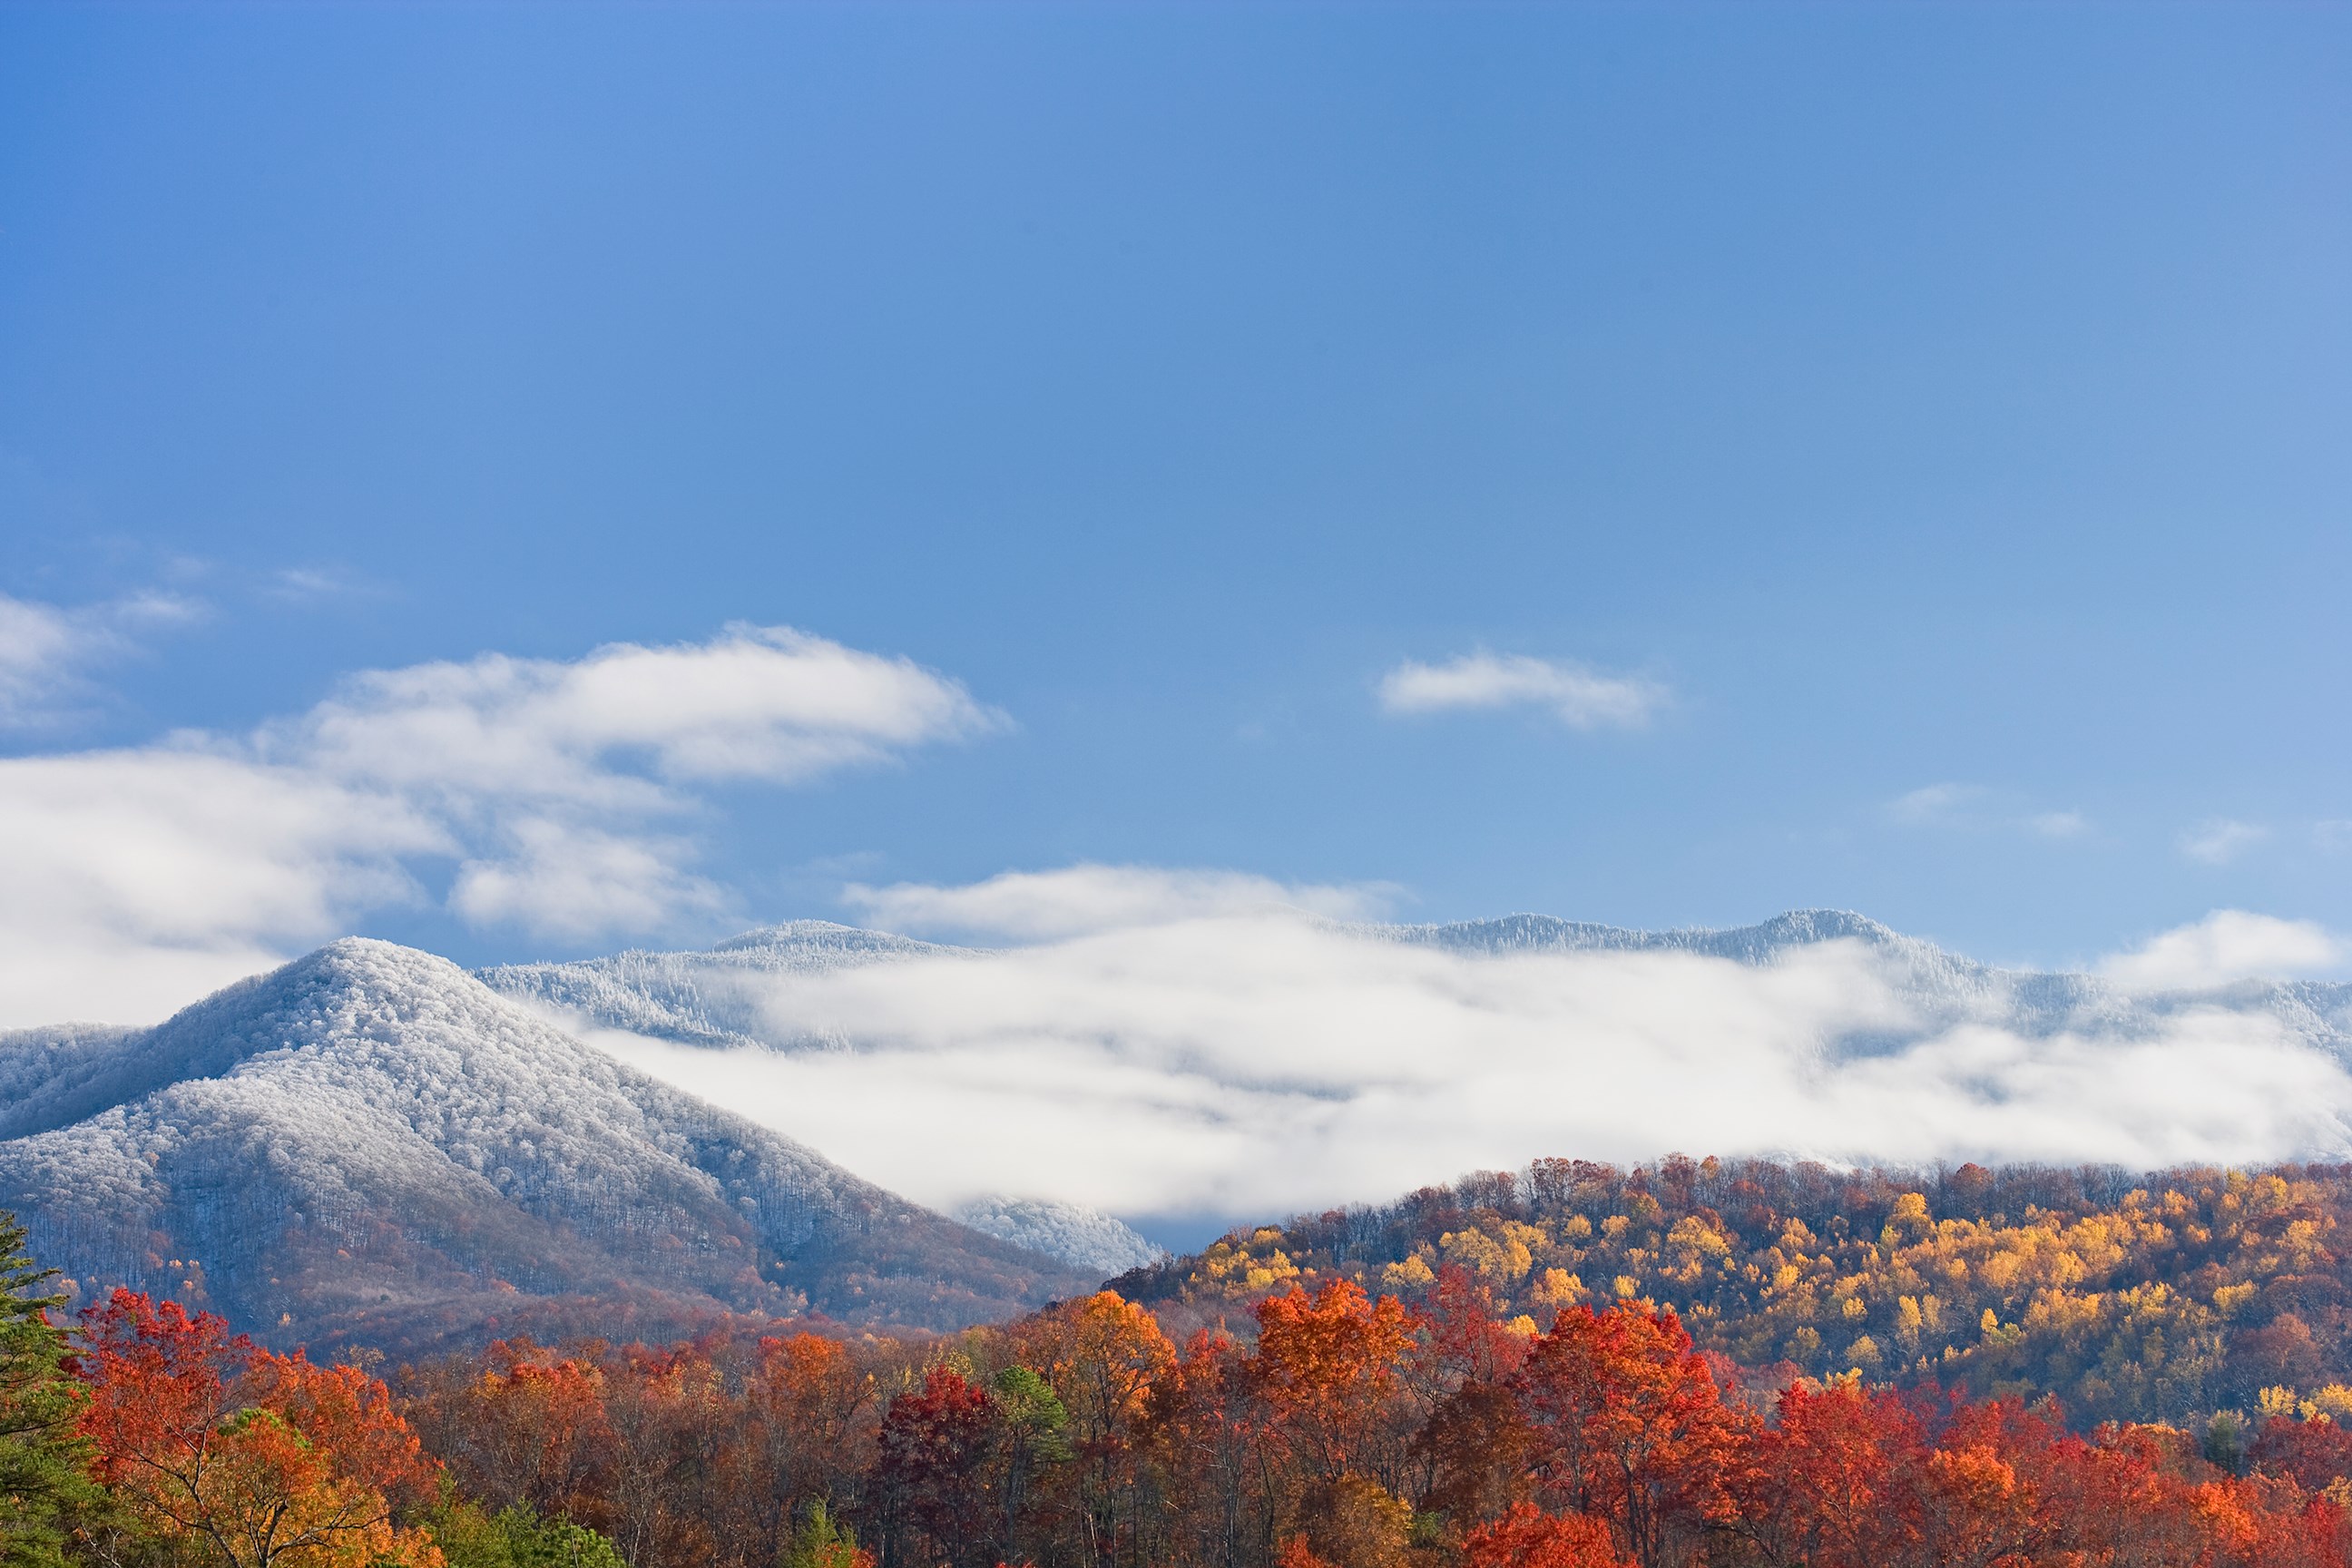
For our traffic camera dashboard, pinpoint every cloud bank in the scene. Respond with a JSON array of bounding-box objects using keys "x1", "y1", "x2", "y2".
[
  {"x1": 579, "y1": 902, "x2": 2352, "y2": 1225},
  {"x1": 0, "y1": 622, "x2": 995, "y2": 1025},
  {"x1": 1377, "y1": 652, "x2": 1665, "y2": 728}
]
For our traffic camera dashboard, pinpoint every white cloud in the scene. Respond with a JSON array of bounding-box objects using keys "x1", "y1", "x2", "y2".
[
  {"x1": 0, "y1": 749, "x2": 444, "y2": 1024},
  {"x1": 278, "y1": 624, "x2": 1001, "y2": 799},
  {"x1": 0, "y1": 626, "x2": 994, "y2": 1026},
  {"x1": 1886, "y1": 783, "x2": 2090, "y2": 839},
  {"x1": 450, "y1": 819, "x2": 726, "y2": 940},
  {"x1": 0, "y1": 590, "x2": 202, "y2": 727},
  {"x1": 1887, "y1": 782, "x2": 1984, "y2": 824},
  {"x1": 0, "y1": 597, "x2": 83, "y2": 721},
  {"x1": 1377, "y1": 652, "x2": 1666, "y2": 729},
  {"x1": 576, "y1": 906, "x2": 2352, "y2": 1222},
  {"x1": 2097, "y1": 909, "x2": 2343, "y2": 993},
  {"x1": 2181, "y1": 818, "x2": 2268, "y2": 865},
  {"x1": 262, "y1": 567, "x2": 364, "y2": 603},
  {"x1": 842, "y1": 863, "x2": 1398, "y2": 942}
]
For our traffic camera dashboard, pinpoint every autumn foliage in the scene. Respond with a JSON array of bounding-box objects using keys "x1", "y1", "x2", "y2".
[
  {"x1": 1117, "y1": 1158, "x2": 2352, "y2": 1430},
  {"x1": 374, "y1": 1282, "x2": 2352, "y2": 1568},
  {"x1": 43, "y1": 1159, "x2": 2352, "y2": 1568},
  {"x1": 73, "y1": 1288, "x2": 442, "y2": 1568}
]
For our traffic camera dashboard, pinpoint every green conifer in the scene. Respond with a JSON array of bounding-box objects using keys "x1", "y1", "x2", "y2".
[{"x1": 0, "y1": 1212, "x2": 97, "y2": 1568}]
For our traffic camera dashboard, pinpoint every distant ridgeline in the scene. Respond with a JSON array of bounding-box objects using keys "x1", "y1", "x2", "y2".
[{"x1": 1111, "y1": 1154, "x2": 2352, "y2": 1430}]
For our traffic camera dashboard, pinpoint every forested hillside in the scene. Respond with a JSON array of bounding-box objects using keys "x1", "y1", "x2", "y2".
[{"x1": 1113, "y1": 1156, "x2": 2352, "y2": 1430}]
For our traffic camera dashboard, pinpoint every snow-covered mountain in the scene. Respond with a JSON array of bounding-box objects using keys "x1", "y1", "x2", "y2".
[
  {"x1": 0, "y1": 939, "x2": 1093, "y2": 1353},
  {"x1": 480, "y1": 909, "x2": 2352, "y2": 1067}
]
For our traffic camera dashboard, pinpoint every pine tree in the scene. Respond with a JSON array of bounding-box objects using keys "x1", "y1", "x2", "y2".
[{"x1": 0, "y1": 1212, "x2": 96, "y2": 1568}]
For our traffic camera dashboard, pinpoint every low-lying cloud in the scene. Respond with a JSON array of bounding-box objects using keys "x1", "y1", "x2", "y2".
[
  {"x1": 0, "y1": 622, "x2": 995, "y2": 1026},
  {"x1": 1377, "y1": 652, "x2": 1665, "y2": 729},
  {"x1": 579, "y1": 904, "x2": 2352, "y2": 1226}
]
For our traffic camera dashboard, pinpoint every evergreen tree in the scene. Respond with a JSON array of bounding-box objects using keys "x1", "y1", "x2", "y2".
[
  {"x1": 777, "y1": 1500, "x2": 868, "y2": 1568},
  {"x1": 0, "y1": 1212, "x2": 96, "y2": 1568},
  {"x1": 424, "y1": 1494, "x2": 630, "y2": 1568}
]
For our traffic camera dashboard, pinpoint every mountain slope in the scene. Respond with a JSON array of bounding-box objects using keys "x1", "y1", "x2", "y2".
[
  {"x1": 478, "y1": 921, "x2": 966, "y2": 1049},
  {"x1": 0, "y1": 939, "x2": 1091, "y2": 1353}
]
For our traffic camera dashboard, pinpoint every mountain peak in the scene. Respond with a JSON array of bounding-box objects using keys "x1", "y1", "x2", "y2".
[{"x1": 0, "y1": 939, "x2": 1093, "y2": 1354}]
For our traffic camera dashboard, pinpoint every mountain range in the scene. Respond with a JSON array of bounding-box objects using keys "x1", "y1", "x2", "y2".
[
  {"x1": 6, "y1": 907, "x2": 2349, "y2": 1357},
  {"x1": 484, "y1": 906, "x2": 2352, "y2": 1064},
  {"x1": 1395, "y1": 908, "x2": 2352, "y2": 1056}
]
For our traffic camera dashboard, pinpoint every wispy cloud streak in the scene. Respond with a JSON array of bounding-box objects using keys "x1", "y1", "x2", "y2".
[
  {"x1": 0, "y1": 590, "x2": 201, "y2": 727},
  {"x1": 1377, "y1": 652, "x2": 1666, "y2": 728}
]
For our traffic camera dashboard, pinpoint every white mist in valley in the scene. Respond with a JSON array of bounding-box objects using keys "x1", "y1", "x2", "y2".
[{"x1": 566, "y1": 901, "x2": 2352, "y2": 1226}]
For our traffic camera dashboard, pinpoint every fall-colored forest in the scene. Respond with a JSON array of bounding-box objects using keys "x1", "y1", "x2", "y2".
[
  {"x1": 19, "y1": 1158, "x2": 2352, "y2": 1568},
  {"x1": 1112, "y1": 1157, "x2": 2352, "y2": 1429}
]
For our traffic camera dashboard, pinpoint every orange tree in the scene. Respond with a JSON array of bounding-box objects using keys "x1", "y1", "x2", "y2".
[{"x1": 74, "y1": 1289, "x2": 442, "y2": 1568}]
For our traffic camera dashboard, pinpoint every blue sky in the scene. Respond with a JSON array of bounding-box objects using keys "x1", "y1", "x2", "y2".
[{"x1": 4, "y1": 2, "x2": 2348, "y2": 1003}]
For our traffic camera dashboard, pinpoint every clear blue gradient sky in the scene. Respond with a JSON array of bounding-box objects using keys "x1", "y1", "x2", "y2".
[{"x1": 4, "y1": 3, "x2": 2347, "y2": 975}]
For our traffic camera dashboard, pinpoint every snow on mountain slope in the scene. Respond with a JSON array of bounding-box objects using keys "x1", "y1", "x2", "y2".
[
  {"x1": 478, "y1": 922, "x2": 969, "y2": 1048},
  {"x1": 0, "y1": 939, "x2": 1092, "y2": 1353},
  {"x1": 952, "y1": 1195, "x2": 1164, "y2": 1275},
  {"x1": 0, "y1": 1022, "x2": 149, "y2": 1141}
]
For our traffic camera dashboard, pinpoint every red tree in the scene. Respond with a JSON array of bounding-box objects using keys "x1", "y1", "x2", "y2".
[
  {"x1": 1729, "y1": 1381, "x2": 1926, "y2": 1567},
  {"x1": 1461, "y1": 1504, "x2": 1632, "y2": 1568},
  {"x1": 878, "y1": 1365, "x2": 1000, "y2": 1568},
  {"x1": 1511, "y1": 1304, "x2": 1750, "y2": 1568}
]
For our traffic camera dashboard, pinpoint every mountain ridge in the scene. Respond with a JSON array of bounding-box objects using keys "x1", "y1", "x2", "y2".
[{"x1": 483, "y1": 906, "x2": 2352, "y2": 1063}]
